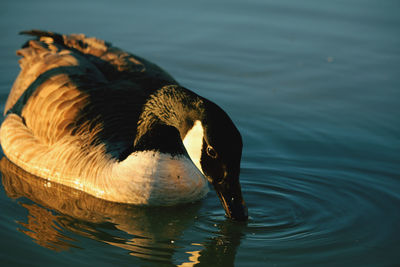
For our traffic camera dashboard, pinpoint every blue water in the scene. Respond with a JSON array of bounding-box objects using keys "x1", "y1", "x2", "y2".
[{"x1": 1, "y1": 0, "x2": 399, "y2": 266}]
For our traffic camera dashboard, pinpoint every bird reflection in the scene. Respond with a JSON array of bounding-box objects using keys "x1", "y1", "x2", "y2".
[
  {"x1": 198, "y1": 222, "x2": 245, "y2": 266},
  {"x1": 0, "y1": 156, "x2": 245, "y2": 265}
]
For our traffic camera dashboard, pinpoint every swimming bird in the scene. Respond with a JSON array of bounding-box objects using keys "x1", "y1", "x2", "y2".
[{"x1": 0, "y1": 30, "x2": 248, "y2": 221}]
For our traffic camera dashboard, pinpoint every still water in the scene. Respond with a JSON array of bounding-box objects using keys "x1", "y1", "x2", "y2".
[{"x1": 0, "y1": 0, "x2": 399, "y2": 266}]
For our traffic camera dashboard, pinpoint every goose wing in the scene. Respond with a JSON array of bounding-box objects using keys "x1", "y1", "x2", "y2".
[
  {"x1": 4, "y1": 30, "x2": 178, "y2": 160},
  {"x1": 6, "y1": 30, "x2": 177, "y2": 113}
]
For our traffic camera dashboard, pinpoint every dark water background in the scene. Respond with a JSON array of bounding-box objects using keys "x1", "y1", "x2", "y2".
[{"x1": 1, "y1": 0, "x2": 399, "y2": 266}]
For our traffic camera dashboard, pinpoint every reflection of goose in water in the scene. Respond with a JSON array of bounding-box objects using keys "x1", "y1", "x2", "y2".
[
  {"x1": 0, "y1": 30, "x2": 247, "y2": 220},
  {"x1": 0, "y1": 157, "x2": 245, "y2": 265}
]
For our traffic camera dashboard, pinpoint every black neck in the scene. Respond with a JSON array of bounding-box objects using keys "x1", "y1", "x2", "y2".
[{"x1": 133, "y1": 85, "x2": 205, "y2": 153}]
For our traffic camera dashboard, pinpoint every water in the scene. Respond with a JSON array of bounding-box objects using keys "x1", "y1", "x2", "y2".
[{"x1": 1, "y1": 0, "x2": 399, "y2": 266}]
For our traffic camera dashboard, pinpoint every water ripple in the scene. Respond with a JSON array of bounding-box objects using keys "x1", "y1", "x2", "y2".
[{"x1": 229, "y1": 164, "x2": 400, "y2": 254}]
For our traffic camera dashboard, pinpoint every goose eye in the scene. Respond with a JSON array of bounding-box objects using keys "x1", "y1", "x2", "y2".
[{"x1": 207, "y1": 146, "x2": 218, "y2": 158}]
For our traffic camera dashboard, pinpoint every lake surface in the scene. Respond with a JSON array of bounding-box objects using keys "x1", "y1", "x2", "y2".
[{"x1": 1, "y1": 0, "x2": 399, "y2": 266}]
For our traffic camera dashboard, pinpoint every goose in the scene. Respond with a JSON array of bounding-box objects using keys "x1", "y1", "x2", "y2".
[{"x1": 0, "y1": 30, "x2": 248, "y2": 221}]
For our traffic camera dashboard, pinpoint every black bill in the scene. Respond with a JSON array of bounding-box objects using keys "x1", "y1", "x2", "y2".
[{"x1": 213, "y1": 178, "x2": 248, "y2": 221}]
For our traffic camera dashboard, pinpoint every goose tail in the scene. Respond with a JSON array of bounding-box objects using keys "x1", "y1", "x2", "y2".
[{"x1": 19, "y1": 29, "x2": 64, "y2": 46}]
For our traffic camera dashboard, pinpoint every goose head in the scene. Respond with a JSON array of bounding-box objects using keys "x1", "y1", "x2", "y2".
[{"x1": 182, "y1": 100, "x2": 248, "y2": 221}]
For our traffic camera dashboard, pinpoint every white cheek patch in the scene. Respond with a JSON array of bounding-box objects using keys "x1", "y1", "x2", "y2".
[{"x1": 183, "y1": 120, "x2": 204, "y2": 174}]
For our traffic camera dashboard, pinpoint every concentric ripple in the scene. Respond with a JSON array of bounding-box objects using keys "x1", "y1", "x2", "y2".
[{"x1": 193, "y1": 161, "x2": 400, "y2": 265}]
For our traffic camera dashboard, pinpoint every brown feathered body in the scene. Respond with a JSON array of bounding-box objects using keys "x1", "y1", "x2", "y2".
[{"x1": 0, "y1": 31, "x2": 209, "y2": 204}]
